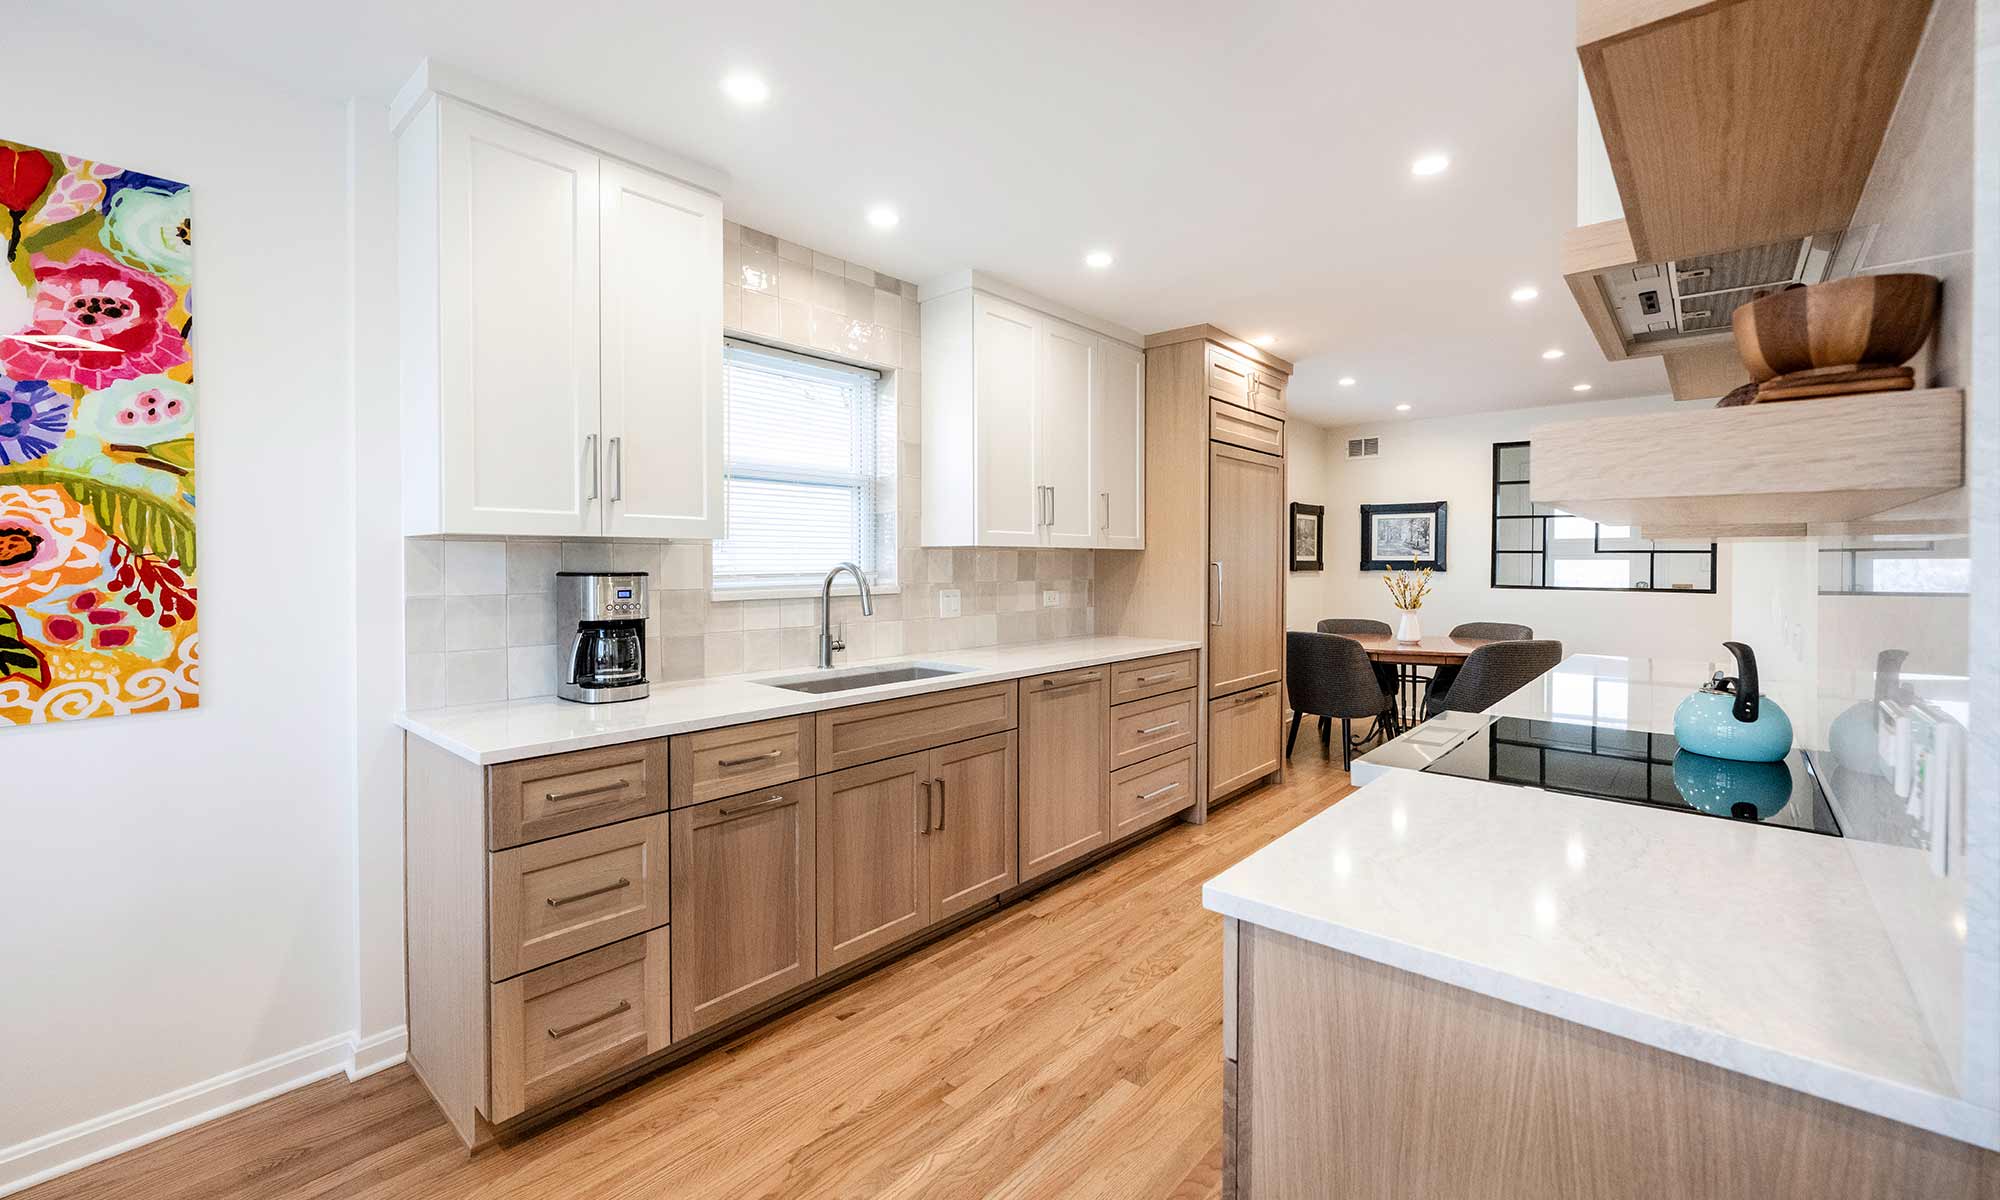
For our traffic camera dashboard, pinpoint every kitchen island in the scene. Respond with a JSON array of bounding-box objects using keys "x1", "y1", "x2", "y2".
[{"x1": 1206, "y1": 655, "x2": 1998, "y2": 1198}]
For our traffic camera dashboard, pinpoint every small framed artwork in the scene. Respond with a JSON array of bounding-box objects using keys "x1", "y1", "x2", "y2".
[
  {"x1": 1360, "y1": 502, "x2": 1447, "y2": 571},
  {"x1": 1289, "y1": 502, "x2": 1324, "y2": 572}
]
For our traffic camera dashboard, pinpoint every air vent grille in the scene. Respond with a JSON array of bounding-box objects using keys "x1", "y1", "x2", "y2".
[{"x1": 1346, "y1": 437, "x2": 1379, "y2": 460}]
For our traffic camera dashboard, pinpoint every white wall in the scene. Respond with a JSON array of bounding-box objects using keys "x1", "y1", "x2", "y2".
[
  {"x1": 1301, "y1": 396, "x2": 1732, "y2": 660},
  {"x1": 1283, "y1": 420, "x2": 1334, "y2": 631},
  {"x1": 0, "y1": 33, "x2": 382, "y2": 1192}
]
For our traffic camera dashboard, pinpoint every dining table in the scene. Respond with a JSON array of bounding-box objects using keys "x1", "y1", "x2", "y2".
[{"x1": 1343, "y1": 633, "x2": 1495, "y2": 728}]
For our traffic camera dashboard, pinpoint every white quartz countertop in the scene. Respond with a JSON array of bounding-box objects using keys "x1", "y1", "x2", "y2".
[
  {"x1": 1207, "y1": 654, "x2": 1996, "y2": 1149},
  {"x1": 397, "y1": 635, "x2": 1199, "y2": 765}
]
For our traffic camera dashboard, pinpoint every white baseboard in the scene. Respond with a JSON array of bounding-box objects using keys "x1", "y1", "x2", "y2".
[{"x1": 0, "y1": 1026, "x2": 410, "y2": 1198}]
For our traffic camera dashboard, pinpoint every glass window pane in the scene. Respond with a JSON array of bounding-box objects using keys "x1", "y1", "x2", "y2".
[
  {"x1": 714, "y1": 477, "x2": 862, "y2": 580},
  {"x1": 1494, "y1": 518, "x2": 1542, "y2": 551},
  {"x1": 1549, "y1": 556, "x2": 1634, "y2": 589},
  {"x1": 1494, "y1": 554, "x2": 1541, "y2": 586},
  {"x1": 1495, "y1": 444, "x2": 1530, "y2": 481},
  {"x1": 1547, "y1": 516, "x2": 1596, "y2": 543},
  {"x1": 1496, "y1": 481, "x2": 1534, "y2": 517},
  {"x1": 1652, "y1": 553, "x2": 1715, "y2": 591}
]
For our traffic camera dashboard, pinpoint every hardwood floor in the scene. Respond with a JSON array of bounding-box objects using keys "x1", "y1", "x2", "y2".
[{"x1": 24, "y1": 751, "x2": 1354, "y2": 1200}]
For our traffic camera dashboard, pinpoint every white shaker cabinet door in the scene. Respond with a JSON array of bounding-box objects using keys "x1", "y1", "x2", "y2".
[
  {"x1": 436, "y1": 100, "x2": 603, "y2": 537},
  {"x1": 599, "y1": 158, "x2": 724, "y2": 539},
  {"x1": 972, "y1": 293, "x2": 1043, "y2": 547},
  {"x1": 1038, "y1": 318, "x2": 1098, "y2": 548},
  {"x1": 1092, "y1": 337, "x2": 1145, "y2": 549}
]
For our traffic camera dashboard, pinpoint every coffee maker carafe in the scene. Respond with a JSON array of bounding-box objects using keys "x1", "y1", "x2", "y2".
[{"x1": 556, "y1": 571, "x2": 649, "y2": 704}]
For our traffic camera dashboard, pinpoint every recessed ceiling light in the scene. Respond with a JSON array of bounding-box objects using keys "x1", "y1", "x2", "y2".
[
  {"x1": 1572, "y1": 382, "x2": 1593, "y2": 392},
  {"x1": 1541, "y1": 347, "x2": 1565, "y2": 360},
  {"x1": 1510, "y1": 285, "x2": 1540, "y2": 303},
  {"x1": 1083, "y1": 249, "x2": 1114, "y2": 269},
  {"x1": 1251, "y1": 334, "x2": 1276, "y2": 348},
  {"x1": 1410, "y1": 152, "x2": 1451, "y2": 177},
  {"x1": 720, "y1": 71, "x2": 770, "y2": 106},
  {"x1": 1338, "y1": 376, "x2": 1357, "y2": 387},
  {"x1": 865, "y1": 205, "x2": 900, "y2": 230},
  {"x1": 1395, "y1": 403, "x2": 1412, "y2": 412}
]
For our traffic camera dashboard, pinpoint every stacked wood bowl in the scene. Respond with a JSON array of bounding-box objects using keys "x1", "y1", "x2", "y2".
[{"x1": 1731, "y1": 273, "x2": 1940, "y2": 402}]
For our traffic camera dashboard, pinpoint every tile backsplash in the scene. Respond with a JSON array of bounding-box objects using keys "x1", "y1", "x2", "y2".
[{"x1": 404, "y1": 222, "x2": 1097, "y2": 709}]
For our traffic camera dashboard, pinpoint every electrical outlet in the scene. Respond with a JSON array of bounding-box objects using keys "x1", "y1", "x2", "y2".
[
  {"x1": 1042, "y1": 589, "x2": 1060, "y2": 609},
  {"x1": 939, "y1": 589, "x2": 961, "y2": 618}
]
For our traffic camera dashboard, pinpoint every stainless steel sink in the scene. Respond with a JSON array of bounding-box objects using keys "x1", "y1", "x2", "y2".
[{"x1": 762, "y1": 661, "x2": 973, "y2": 695}]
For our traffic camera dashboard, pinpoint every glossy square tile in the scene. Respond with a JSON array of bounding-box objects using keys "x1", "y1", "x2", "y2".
[{"x1": 443, "y1": 540, "x2": 506, "y2": 596}]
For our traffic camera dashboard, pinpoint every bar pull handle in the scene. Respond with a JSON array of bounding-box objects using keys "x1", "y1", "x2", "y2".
[
  {"x1": 547, "y1": 999, "x2": 631, "y2": 1040},
  {"x1": 1136, "y1": 720, "x2": 1181, "y2": 735},
  {"x1": 584, "y1": 433, "x2": 599, "y2": 501},
  {"x1": 918, "y1": 779, "x2": 932, "y2": 835},
  {"x1": 719, "y1": 793, "x2": 790, "y2": 818},
  {"x1": 1039, "y1": 672, "x2": 1103, "y2": 690},
  {"x1": 544, "y1": 779, "x2": 629, "y2": 805},
  {"x1": 717, "y1": 749, "x2": 782, "y2": 768},
  {"x1": 1100, "y1": 491, "x2": 1110, "y2": 531},
  {"x1": 934, "y1": 777, "x2": 946, "y2": 830},
  {"x1": 546, "y1": 878, "x2": 630, "y2": 908},
  {"x1": 1234, "y1": 688, "x2": 1269, "y2": 705},
  {"x1": 1210, "y1": 562, "x2": 1224, "y2": 626},
  {"x1": 609, "y1": 436, "x2": 623, "y2": 502},
  {"x1": 1138, "y1": 782, "x2": 1181, "y2": 802}
]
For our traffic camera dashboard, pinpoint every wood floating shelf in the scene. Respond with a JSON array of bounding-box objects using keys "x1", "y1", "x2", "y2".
[{"x1": 1531, "y1": 389, "x2": 1963, "y2": 537}]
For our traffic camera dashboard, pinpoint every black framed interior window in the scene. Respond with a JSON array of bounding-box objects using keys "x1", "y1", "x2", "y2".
[{"x1": 1490, "y1": 441, "x2": 1716, "y2": 593}]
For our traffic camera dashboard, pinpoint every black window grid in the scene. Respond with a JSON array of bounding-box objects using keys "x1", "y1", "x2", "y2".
[{"x1": 1489, "y1": 441, "x2": 1716, "y2": 594}]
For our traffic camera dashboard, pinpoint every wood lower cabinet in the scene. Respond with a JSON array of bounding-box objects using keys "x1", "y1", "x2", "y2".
[
  {"x1": 488, "y1": 814, "x2": 670, "y2": 979},
  {"x1": 1210, "y1": 684, "x2": 1282, "y2": 799},
  {"x1": 1111, "y1": 744, "x2": 1196, "y2": 837},
  {"x1": 489, "y1": 928, "x2": 669, "y2": 1123},
  {"x1": 668, "y1": 781, "x2": 817, "y2": 1041},
  {"x1": 817, "y1": 752, "x2": 934, "y2": 972},
  {"x1": 929, "y1": 732, "x2": 1019, "y2": 918},
  {"x1": 1209, "y1": 442, "x2": 1284, "y2": 699},
  {"x1": 1020, "y1": 667, "x2": 1111, "y2": 883}
]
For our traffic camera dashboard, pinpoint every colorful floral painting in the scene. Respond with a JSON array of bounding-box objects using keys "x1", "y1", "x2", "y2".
[{"x1": 0, "y1": 137, "x2": 198, "y2": 724}]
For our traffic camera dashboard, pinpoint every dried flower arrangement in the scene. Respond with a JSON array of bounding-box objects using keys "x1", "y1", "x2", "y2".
[{"x1": 1382, "y1": 562, "x2": 1432, "y2": 612}]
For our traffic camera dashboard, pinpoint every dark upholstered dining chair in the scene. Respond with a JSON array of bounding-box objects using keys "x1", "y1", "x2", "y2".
[
  {"x1": 1316, "y1": 618, "x2": 1398, "y2": 694},
  {"x1": 1286, "y1": 632, "x2": 1399, "y2": 769},
  {"x1": 1424, "y1": 639, "x2": 1564, "y2": 719},
  {"x1": 1427, "y1": 621, "x2": 1536, "y2": 698}
]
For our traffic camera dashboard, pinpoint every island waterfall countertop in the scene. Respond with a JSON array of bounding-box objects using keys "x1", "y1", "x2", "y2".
[
  {"x1": 397, "y1": 634, "x2": 1201, "y2": 765},
  {"x1": 1206, "y1": 654, "x2": 1995, "y2": 1151}
]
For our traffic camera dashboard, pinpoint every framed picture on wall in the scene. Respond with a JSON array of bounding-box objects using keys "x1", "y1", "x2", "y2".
[
  {"x1": 1360, "y1": 501, "x2": 1447, "y2": 571},
  {"x1": 1289, "y1": 502, "x2": 1324, "y2": 572}
]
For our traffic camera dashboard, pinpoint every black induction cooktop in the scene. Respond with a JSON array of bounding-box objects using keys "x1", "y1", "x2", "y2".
[{"x1": 1420, "y1": 717, "x2": 1842, "y2": 837}]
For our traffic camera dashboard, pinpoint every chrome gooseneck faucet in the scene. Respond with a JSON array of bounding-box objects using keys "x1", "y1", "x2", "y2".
[{"x1": 817, "y1": 562, "x2": 874, "y2": 668}]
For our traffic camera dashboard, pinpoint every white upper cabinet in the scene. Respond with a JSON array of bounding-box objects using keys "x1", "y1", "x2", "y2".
[
  {"x1": 400, "y1": 93, "x2": 723, "y2": 539},
  {"x1": 599, "y1": 159, "x2": 724, "y2": 538},
  {"x1": 1093, "y1": 338, "x2": 1145, "y2": 549},
  {"x1": 920, "y1": 280, "x2": 1144, "y2": 549}
]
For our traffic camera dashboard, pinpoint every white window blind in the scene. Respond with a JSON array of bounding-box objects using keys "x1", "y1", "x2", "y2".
[{"x1": 713, "y1": 340, "x2": 896, "y2": 594}]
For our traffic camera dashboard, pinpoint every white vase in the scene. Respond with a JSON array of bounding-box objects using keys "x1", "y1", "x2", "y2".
[{"x1": 1395, "y1": 610, "x2": 1422, "y2": 644}]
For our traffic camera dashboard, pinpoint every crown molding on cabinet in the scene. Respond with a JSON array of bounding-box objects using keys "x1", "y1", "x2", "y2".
[
  {"x1": 1142, "y1": 324, "x2": 1294, "y2": 376},
  {"x1": 390, "y1": 58, "x2": 729, "y2": 197},
  {"x1": 917, "y1": 270, "x2": 1145, "y2": 349}
]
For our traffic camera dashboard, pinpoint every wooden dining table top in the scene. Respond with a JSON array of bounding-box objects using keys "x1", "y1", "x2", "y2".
[{"x1": 1342, "y1": 633, "x2": 1495, "y2": 666}]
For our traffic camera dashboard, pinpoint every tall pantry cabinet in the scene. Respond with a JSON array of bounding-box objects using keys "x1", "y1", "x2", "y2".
[{"x1": 1094, "y1": 326, "x2": 1289, "y2": 817}]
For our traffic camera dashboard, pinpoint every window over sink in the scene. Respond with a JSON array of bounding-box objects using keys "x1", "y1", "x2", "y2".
[{"x1": 713, "y1": 339, "x2": 897, "y2": 597}]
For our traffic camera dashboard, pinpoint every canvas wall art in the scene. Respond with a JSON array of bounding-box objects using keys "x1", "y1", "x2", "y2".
[{"x1": 0, "y1": 137, "x2": 198, "y2": 723}]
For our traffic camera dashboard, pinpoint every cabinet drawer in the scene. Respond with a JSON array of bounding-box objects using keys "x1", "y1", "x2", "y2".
[
  {"x1": 489, "y1": 929, "x2": 668, "y2": 1124},
  {"x1": 490, "y1": 815, "x2": 670, "y2": 980},
  {"x1": 1111, "y1": 744, "x2": 1195, "y2": 836},
  {"x1": 1209, "y1": 685, "x2": 1283, "y2": 800},
  {"x1": 670, "y1": 716, "x2": 813, "y2": 809},
  {"x1": 487, "y1": 740, "x2": 668, "y2": 850},
  {"x1": 815, "y1": 681, "x2": 1018, "y2": 773},
  {"x1": 1109, "y1": 689, "x2": 1196, "y2": 771},
  {"x1": 1109, "y1": 651, "x2": 1198, "y2": 704},
  {"x1": 1210, "y1": 399, "x2": 1284, "y2": 456},
  {"x1": 1207, "y1": 346, "x2": 1252, "y2": 409}
]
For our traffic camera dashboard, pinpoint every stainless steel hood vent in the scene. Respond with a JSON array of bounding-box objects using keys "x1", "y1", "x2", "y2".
[{"x1": 1601, "y1": 230, "x2": 1845, "y2": 347}]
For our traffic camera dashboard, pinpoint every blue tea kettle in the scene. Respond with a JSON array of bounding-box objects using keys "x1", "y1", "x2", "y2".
[{"x1": 1673, "y1": 642, "x2": 1793, "y2": 763}]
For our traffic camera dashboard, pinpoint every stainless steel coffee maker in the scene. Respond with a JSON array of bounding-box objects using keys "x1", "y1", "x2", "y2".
[{"x1": 556, "y1": 571, "x2": 649, "y2": 704}]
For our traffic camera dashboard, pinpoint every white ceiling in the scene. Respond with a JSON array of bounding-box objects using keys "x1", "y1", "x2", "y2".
[{"x1": 52, "y1": 0, "x2": 1670, "y2": 425}]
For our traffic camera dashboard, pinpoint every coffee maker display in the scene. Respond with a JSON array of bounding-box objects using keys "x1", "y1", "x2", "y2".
[{"x1": 556, "y1": 571, "x2": 649, "y2": 704}]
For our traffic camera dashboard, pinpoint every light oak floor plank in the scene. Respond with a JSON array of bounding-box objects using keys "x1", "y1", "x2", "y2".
[{"x1": 22, "y1": 750, "x2": 1355, "y2": 1200}]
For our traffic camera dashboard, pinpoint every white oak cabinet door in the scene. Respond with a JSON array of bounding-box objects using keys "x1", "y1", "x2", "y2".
[
  {"x1": 1039, "y1": 318, "x2": 1098, "y2": 548},
  {"x1": 599, "y1": 159, "x2": 724, "y2": 538},
  {"x1": 1092, "y1": 337, "x2": 1145, "y2": 549},
  {"x1": 972, "y1": 293, "x2": 1044, "y2": 547},
  {"x1": 437, "y1": 101, "x2": 602, "y2": 537}
]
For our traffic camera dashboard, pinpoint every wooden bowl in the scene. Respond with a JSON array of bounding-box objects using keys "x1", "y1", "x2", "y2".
[{"x1": 1731, "y1": 274, "x2": 1939, "y2": 383}]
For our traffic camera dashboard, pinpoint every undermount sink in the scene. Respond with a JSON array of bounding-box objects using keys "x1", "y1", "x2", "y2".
[{"x1": 762, "y1": 661, "x2": 974, "y2": 695}]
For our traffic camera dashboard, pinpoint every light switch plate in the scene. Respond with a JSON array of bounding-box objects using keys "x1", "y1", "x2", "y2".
[
  {"x1": 939, "y1": 589, "x2": 961, "y2": 618},
  {"x1": 1042, "y1": 589, "x2": 1060, "y2": 609}
]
